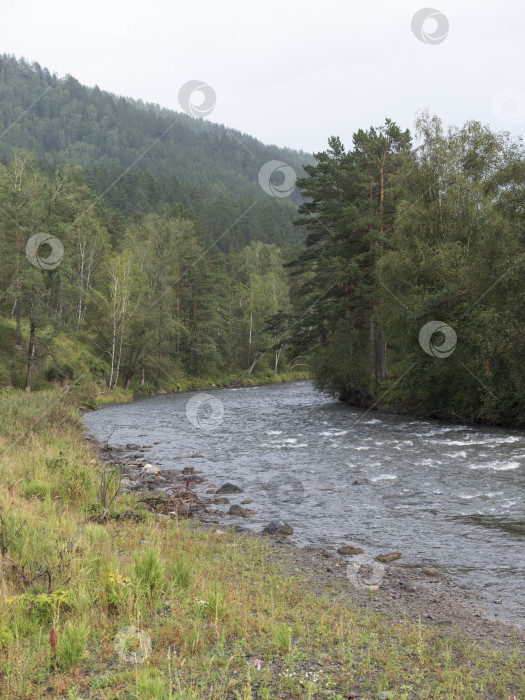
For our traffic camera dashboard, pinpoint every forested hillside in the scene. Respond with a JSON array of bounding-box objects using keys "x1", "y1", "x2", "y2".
[{"x1": 0, "y1": 55, "x2": 311, "y2": 251}]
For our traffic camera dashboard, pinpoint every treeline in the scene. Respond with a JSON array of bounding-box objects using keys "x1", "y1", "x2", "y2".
[
  {"x1": 285, "y1": 114, "x2": 525, "y2": 425},
  {"x1": 0, "y1": 152, "x2": 293, "y2": 391}
]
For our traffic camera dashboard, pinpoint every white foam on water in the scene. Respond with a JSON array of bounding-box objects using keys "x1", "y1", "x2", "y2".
[
  {"x1": 469, "y1": 461, "x2": 521, "y2": 471},
  {"x1": 444, "y1": 450, "x2": 468, "y2": 459},
  {"x1": 370, "y1": 474, "x2": 397, "y2": 482},
  {"x1": 363, "y1": 418, "x2": 382, "y2": 424},
  {"x1": 266, "y1": 430, "x2": 282, "y2": 435},
  {"x1": 282, "y1": 438, "x2": 297, "y2": 444},
  {"x1": 354, "y1": 446, "x2": 371, "y2": 451},
  {"x1": 458, "y1": 493, "x2": 483, "y2": 499}
]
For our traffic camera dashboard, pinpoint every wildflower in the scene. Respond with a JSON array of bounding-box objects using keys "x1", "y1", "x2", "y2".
[{"x1": 250, "y1": 658, "x2": 262, "y2": 671}]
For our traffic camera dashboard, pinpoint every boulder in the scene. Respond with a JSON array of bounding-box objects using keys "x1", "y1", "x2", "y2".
[
  {"x1": 375, "y1": 552, "x2": 401, "y2": 563},
  {"x1": 229, "y1": 505, "x2": 256, "y2": 517},
  {"x1": 352, "y1": 478, "x2": 371, "y2": 485},
  {"x1": 422, "y1": 567, "x2": 445, "y2": 578},
  {"x1": 182, "y1": 466, "x2": 195, "y2": 475},
  {"x1": 216, "y1": 482, "x2": 243, "y2": 494},
  {"x1": 213, "y1": 497, "x2": 230, "y2": 504},
  {"x1": 337, "y1": 545, "x2": 364, "y2": 556},
  {"x1": 262, "y1": 520, "x2": 294, "y2": 536}
]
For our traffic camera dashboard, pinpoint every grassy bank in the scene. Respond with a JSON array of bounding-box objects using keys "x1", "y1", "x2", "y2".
[
  {"x1": 0, "y1": 389, "x2": 523, "y2": 699},
  {"x1": 0, "y1": 318, "x2": 309, "y2": 401}
]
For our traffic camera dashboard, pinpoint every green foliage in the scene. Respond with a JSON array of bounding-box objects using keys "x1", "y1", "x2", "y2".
[
  {"x1": 132, "y1": 548, "x2": 164, "y2": 601},
  {"x1": 57, "y1": 619, "x2": 89, "y2": 669},
  {"x1": 133, "y1": 670, "x2": 167, "y2": 699}
]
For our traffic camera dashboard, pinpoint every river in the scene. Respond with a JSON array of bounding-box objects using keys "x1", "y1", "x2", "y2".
[{"x1": 83, "y1": 380, "x2": 525, "y2": 628}]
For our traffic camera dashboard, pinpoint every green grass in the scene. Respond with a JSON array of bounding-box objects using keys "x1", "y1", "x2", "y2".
[{"x1": 0, "y1": 388, "x2": 522, "y2": 698}]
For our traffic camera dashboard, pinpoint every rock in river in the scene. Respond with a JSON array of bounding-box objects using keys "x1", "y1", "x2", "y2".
[
  {"x1": 422, "y1": 567, "x2": 445, "y2": 578},
  {"x1": 337, "y1": 545, "x2": 364, "y2": 556},
  {"x1": 229, "y1": 505, "x2": 256, "y2": 517},
  {"x1": 262, "y1": 520, "x2": 294, "y2": 536},
  {"x1": 216, "y1": 482, "x2": 243, "y2": 494},
  {"x1": 352, "y1": 478, "x2": 371, "y2": 485},
  {"x1": 375, "y1": 552, "x2": 401, "y2": 563}
]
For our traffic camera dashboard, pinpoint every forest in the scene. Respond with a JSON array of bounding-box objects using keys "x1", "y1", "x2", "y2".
[{"x1": 1, "y1": 56, "x2": 525, "y2": 425}]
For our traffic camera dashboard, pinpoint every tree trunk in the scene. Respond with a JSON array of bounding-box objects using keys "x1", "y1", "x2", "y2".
[
  {"x1": 374, "y1": 322, "x2": 387, "y2": 384},
  {"x1": 24, "y1": 321, "x2": 36, "y2": 392}
]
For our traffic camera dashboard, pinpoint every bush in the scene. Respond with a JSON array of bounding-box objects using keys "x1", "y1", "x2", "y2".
[{"x1": 45, "y1": 364, "x2": 74, "y2": 383}]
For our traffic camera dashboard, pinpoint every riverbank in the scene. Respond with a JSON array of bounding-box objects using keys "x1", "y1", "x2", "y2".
[
  {"x1": 96, "y1": 437, "x2": 525, "y2": 648},
  {"x1": 0, "y1": 388, "x2": 523, "y2": 698}
]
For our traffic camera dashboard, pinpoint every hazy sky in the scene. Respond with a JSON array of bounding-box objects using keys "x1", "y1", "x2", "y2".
[{"x1": 1, "y1": 0, "x2": 523, "y2": 153}]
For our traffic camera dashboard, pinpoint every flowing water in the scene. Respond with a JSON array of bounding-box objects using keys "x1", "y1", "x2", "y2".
[{"x1": 84, "y1": 380, "x2": 525, "y2": 627}]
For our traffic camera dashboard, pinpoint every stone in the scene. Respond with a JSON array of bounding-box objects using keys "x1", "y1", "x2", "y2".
[
  {"x1": 337, "y1": 545, "x2": 364, "y2": 556},
  {"x1": 352, "y1": 478, "x2": 371, "y2": 485},
  {"x1": 422, "y1": 567, "x2": 445, "y2": 578},
  {"x1": 400, "y1": 581, "x2": 418, "y2": 593},
  {"x1": 375, "y1": 552, "x2": 401, "y2": 563},
  {"x1": 125, "y1": 443, "x2": 140, "y2": 450},
  {"x1": 182, "y1": 466, "x2": 195, "y2": 475},
  {"x1": 213, "y1": 497, "x2": 230, "y2": 504},
  {"x1": 216, "y1": 483, "x2": 243, "y2": 494},
  {"x1": 240, "y1": 499, "x2": 253, "y2": 504},
  {"x1": 141, "y1": 464, "x2": 160, "y2": 475},
  {"x1": 154, "y1": 513, "x2": 170, "y2": 521},
  {"x1": 191, "y1": 453, "x2": 205, "y2": 458},
  {"x1": 229, "y1": 505, "x2": 256, "y2": 517},
  {"x1": 262, "y1": 520, "x2": 294, "y2": 536}
]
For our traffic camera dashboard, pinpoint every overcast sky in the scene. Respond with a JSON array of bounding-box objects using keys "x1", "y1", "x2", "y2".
[{"x1": 1, "y1": 0, "x2": 523, "y2": 153}]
